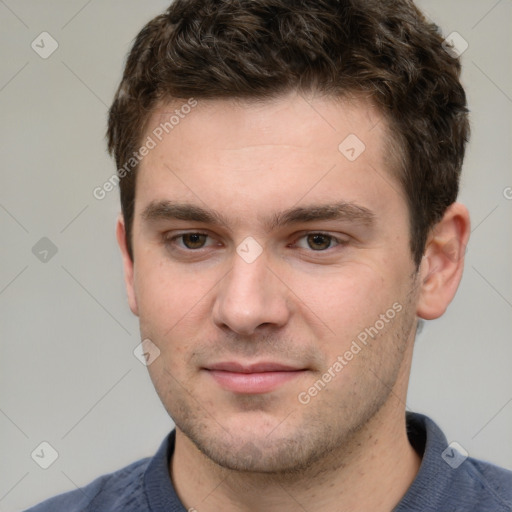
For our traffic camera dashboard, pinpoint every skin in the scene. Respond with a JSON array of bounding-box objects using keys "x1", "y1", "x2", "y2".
[{"x1": 117, "y1": 92, "x2": 470, "y2": 512}]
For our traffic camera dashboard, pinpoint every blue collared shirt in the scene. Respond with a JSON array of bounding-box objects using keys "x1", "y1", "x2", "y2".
[{"x1": 25, "y1": 413, "x2": 512, "y2": 511}]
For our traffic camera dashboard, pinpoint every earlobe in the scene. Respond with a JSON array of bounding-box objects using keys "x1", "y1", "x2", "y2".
[
  {"x1": 116, "y1": 215, "x2": 139, "y2": 316},
  {"x1": 416, "y1": 203, "x2": 470, "y2": 320}
]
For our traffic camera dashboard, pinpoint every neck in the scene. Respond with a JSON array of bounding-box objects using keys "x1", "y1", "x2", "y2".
[
  {"x1": 171, "y1": 338, "x2": 421, "y2": 512},
  {"x1": 171, "y1": 404, "x2": 420, "y2": 511}
]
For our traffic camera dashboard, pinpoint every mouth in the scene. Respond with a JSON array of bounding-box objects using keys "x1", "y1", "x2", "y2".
[{"x1": 203, "y1": 361, "x2": 307, "y2": 394}]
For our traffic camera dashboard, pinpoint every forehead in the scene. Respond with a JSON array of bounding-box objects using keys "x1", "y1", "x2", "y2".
[
  {"x1": 148, "y1": 92, "x2": 387, "y2": 153},
  {"x1": 135, "y1": 92, "x2": 403, "y2": 225}
]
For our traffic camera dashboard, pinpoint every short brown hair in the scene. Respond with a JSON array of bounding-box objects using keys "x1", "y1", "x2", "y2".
[{"x1": 107, "y1": 0, "x2": 469, "y2": 266}]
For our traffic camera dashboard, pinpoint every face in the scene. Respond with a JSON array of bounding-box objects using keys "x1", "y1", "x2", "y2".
[{"x1": 120, "y1": 92, "x2": 422, "y2": 473}]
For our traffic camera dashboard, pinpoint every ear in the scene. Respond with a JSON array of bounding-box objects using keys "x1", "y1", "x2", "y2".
[
  {"x1": 116, "y1": 214, "x2": 139, "y2": 316},
  {"x1": 416, "y1": 202, "x2": 470, "y2": 320}
]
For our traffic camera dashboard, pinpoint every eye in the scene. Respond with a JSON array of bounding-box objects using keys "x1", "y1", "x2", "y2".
[
  {"x1": 181, "y1": 233, "x2": 208, "y2": 249},
  {"x1": 294, "y1": 233, "x2": 343, "y2": 251},
  {"x1": 165, "y1": 232, "x2": 213, "y2": 250}
]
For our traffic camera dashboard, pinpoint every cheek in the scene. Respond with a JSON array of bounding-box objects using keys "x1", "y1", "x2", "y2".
[
  {"x1": 135, "y1": 265, "x2": 204, "y2": 388},
  {"x1": 295, "y1": 263, "x2": 393, "y2": 327},
  {"x1": 135, "y1": 259, "x2": 199, "y2": 318},
  {"x1": 133, "y1": 258, "x2": 220, "y2": 357}
]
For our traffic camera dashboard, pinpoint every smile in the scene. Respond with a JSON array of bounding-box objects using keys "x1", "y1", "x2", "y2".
[{"x1": 204, "y1": 362, "x2": 307, "y2": 394}]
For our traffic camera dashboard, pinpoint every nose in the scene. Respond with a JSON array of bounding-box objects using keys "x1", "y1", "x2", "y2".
[{"x1": 212, "y1": 250, "x2": 291, "y2": 336}]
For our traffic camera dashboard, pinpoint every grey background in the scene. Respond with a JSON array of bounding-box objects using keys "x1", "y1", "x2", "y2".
[{"x1": 0, "y1": 1, "x2": 511, "y2": 510}]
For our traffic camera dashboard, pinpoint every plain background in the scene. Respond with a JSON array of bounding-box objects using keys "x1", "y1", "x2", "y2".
[{"x1": 0, "y1": 1, "x2": 511, "y2": 510}]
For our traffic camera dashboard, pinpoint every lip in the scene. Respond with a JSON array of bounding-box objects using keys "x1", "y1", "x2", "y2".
[
  {"x1": 207, "y1": 361, "x2": 302, "y2": 373},
  {"x1": 204, "y1": 361, "x2": 306, "y2": 394}
]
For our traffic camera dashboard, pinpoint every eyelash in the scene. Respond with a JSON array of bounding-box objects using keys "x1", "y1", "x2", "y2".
[
  {"x1": 165, "y1": 232, "x2": 216, "y2": 251},
  {"x1": 163, "y1": 231, "x2": 348, "y2": 253}
]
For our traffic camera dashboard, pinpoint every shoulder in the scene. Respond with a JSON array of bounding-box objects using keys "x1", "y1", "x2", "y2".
[
  {"x1": 456, "y1": 456, "x2": 512, "y2": 511},
  {"x1": 398, "y1": 413, "x2": 512, "y2": 511},
  {"x1": 24, "y1": 457, "x2": 152, "y2": 512}
]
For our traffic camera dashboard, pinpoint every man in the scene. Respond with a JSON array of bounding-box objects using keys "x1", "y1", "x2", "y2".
[{"x1": 26, "y1": 0, "x2": 512, "y2": 510}]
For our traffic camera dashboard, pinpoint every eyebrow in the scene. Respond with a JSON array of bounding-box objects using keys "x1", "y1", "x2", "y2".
[{"x1": 141, "y1": 200, "x2": 375, "y2": 230}]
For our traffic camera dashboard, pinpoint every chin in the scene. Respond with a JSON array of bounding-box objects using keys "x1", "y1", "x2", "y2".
[{"x1": 178, "y1": 416, "x2": 338, "y2": 475}]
